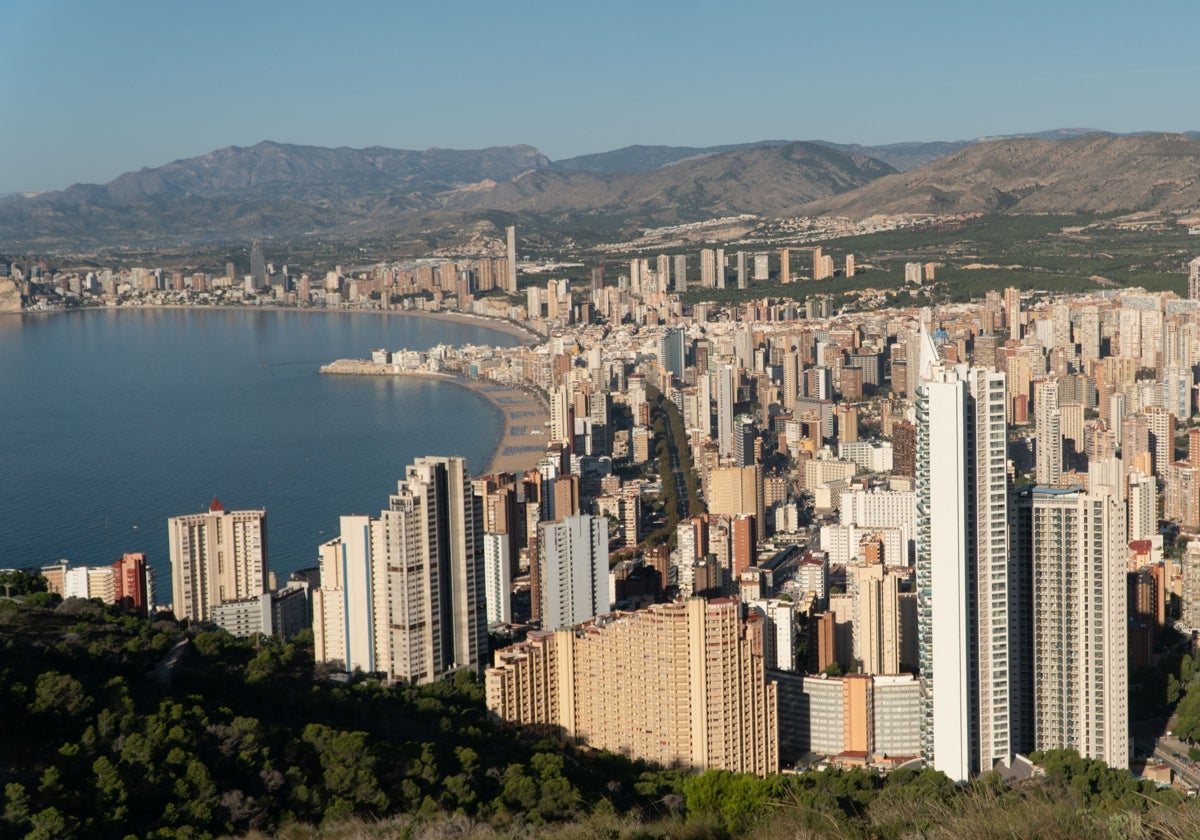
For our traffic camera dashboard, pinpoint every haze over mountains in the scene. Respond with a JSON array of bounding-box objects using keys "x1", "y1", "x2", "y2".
[{"x1": 3, "y1": 129, "x2": 1200, "y2": 252}]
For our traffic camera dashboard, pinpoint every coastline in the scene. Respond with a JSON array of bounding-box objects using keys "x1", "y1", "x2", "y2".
[
  {"x1": 8, "y1": 302, "x2": 541, "y2": 346},
  {"x1": 322, "y1": 361, "x2": 549, "y2": 476}
]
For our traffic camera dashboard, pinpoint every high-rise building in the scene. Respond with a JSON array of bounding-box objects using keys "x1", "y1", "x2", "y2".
[
  {"x1": 312, "y1": 456, "x2": 486, "y2": 682},
  {"x1": 700, "y1": 249, "x2": 717, "y2": 288},
  {"x1": 168, "y1": 499, "x2": 268, "y2": 622},
  {"x1": 753, "y1": 253, "x2": 769, "y2": 282},
  {"x1": 813, "y1": 247, "x2": 828, "y2": 280},
  {"x1": 1145, "y1": 406, "x2": 1176, "y2": 476},
  {"x1": 736, "y1": 251, "x2": 747, "y2": 289},
  {"x1": 549, "y1": 385, "x2": 573, "y2": 446},
  {"x1": 249, "y1": 240, "x2": 267, "y2": 289},
  {"x1": 1034, "y1": 379, "x2": 1062, "y2": 486},
  {"x1": 483, "y1": 532, "x2": 512, "y2": 625},
  {"x1": 1128, "y1": 471, "x2": 1158, "y2": 542},
  {"x1": 487, "y1": 598, "x2": 778, "y2": 776},
  {"x1": 747, "y1": 598, "x2": 796, "y2": 670},
  {"x1": 915, "y1": 327, "x2": 1023, "y2": 781},
  {"x1": 710, "y1": 465, "x2": 765, "y2": 541},
  {"x1": 538, "y1": 514, "x2": 609, "y2": 630},
  {"x1": 780, "y1": 248, "x2": 791, "y2": 284},
  {"x1": 734, "y1": 415, "x2": 756, "y2": 467},
  {"x1": 1013, "y1": 481, "x2": 1128, "y2": 768},
  {"x1": 505, "y1": 226, "x2": 518, "y2": 293},
  {"x1": 715, "y1": 365, "x2": 735, "y2": 457},
  {"x1": 892, "y1": 420, "x2": 917, "y2": 478},
  {"x1": 658, "y1": 327, "x2": 686, "y2": 381},
  {"x1": 1189, "y1": 256, "x2": 1200, "y2": 301},
  {"x1": 673, "y1": 254, "x2": 687, "y2": 293},
  {"x1": 112, "y1": 552, "x2": 150, "y2": 617}
]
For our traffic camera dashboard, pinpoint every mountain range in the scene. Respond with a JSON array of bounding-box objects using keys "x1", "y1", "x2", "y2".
[{"x1": 3, "y1": 130, "x2": 1199, "y2": 252}]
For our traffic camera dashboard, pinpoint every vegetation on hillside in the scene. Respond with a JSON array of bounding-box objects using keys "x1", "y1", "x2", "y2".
[{"x1": 5, "y1": 581, "x2": 1200, "y2": 839}]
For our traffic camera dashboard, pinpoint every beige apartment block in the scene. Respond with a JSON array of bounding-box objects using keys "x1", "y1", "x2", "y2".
[{"x1": 487, "y1": 598, "x2": 778, "y2": 776}]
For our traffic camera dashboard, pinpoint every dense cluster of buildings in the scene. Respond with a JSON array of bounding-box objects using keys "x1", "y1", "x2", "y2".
[{"x1": 19, "y1": 234, "x2": 1200, "y2": 783}]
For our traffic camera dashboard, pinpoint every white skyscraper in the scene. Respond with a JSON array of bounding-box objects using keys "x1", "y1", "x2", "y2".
[
  {"x1": 539, "y1": 513, "x2": 609, "y2": 630},
  {"x1": 916, "y1": 327, "x2": 1023, "y2": 782},
  {"x1": 1034, "y1": 379, "x2": 1062, "y2": 486},
  {"x1": 313, "y1": 456, "x2": 486, "y2": 682},
  {"x1": 1128, "y1": 471, "x2": 1158, "y2": 542},
  {"x1": 483, "y1": 532, "x2": 512, "y2": 625}
]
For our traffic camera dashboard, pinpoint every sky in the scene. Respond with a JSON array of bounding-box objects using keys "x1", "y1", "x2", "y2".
[{"x1": 2, "y1": 0, "x2": 1199, "y2": 194}]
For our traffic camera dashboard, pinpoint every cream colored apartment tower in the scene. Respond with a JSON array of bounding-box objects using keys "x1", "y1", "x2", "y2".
[
  {"x1": 168, "y1": 498, "x2": 268, "y2": 622},
  {"x1": 486, "y1": 598, "x2": 778, "y2": 776}
]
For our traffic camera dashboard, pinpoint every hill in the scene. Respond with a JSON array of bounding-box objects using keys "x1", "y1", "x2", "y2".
[
  {"x1": 438, "y1": 141, "x2": 896, "y2": 225},
  {"x1": 0, "y1": 142, "x2": 552, "y2": 249},
  {"x1": 0, "y1": 141, "x2": 893, "y2": 251},
  {"x1": 547, "y1": 141, "x2": 791, "y2": 174},
  {"x1": 798, "y1": 133, "x2": 1200, "y2": 218}
]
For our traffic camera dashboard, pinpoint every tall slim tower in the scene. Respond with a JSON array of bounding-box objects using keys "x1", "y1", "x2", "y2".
[
  {"x1": 168, "y1": 499, "x2": 268, "y2": 622},
  {"x1": 505, "y1": 226, "x2": 518, "y2": 293},
  {"x1": 780, "y1": 248, "x2": 791, "y2": 284},
  {"x1": 658, "y1": 327, "x2": 686, "y2": 381},
  {"x1": 716, "y1": 365, "x2": 735, "y2": 458},
  {"x1": 313, "y1": 456, "x2": 486, "y2": 682},
  {"x1": 1034, "y1": 379, "x2": 1062, "y2": 486},
  {"x1": 673, "y1": 254, "x2": 687, "y2": 293},
  {"x1": 249, "y1": 240, "x2": 267, "y2": 289},
  {"x1": 916, "y1": 327, "x2": 1023, "y2": 781},
  {"x1": 539, "y1": 514, "x2": 609, "y2": 630},
  {"x1": 1014, "y1": 480, "x2": 1128, "y2": 768}
]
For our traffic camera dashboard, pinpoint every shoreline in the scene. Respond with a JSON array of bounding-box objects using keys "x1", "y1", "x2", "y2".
[
  {"x1": 322, "y1": 361, "x2": 549, "y2": 476},
  {"x1": 7, "y1": 302, "x2": 542, "y2": 346}
]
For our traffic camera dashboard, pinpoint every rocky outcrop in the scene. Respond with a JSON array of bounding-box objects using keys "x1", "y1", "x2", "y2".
[{"x1": 0, "y1": 277, "x2": 22, "y2": 312}]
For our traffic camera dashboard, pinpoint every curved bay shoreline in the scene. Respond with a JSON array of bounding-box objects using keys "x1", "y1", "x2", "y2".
[
  {"x1": 12, "y1": 303, "x2": 547, "y2": 476},
  {"x1": 321, "y1": 360, "x2": 549, "y2": 476}
]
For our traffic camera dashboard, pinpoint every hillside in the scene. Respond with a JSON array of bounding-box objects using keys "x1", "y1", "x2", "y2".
[
  {"x1": 798, "y1": 133, "x2": 1200, "y2": 218},
  {"x1": 3, "y1": 591, "x2": 1200, "y2": 840},
  {"x1": 0, "y1": 142, "x2": 552, "y2": 248},
  {"x1": 438, "y1": 141, "x2": 896, "y2": 225},
  {"x1": 0, "y1": 141, "x2": 893, "y2": 250},
  {"x1": 547, "y1": 141, "x2": 790, "y2": 174}
]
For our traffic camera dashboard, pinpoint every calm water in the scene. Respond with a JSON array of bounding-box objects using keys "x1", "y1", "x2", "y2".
[{"x1": 0, "y1": 308, "x2": 519, "y2": 592}]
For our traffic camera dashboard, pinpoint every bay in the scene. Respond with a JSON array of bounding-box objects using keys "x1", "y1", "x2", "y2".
[{"x1": 0, "y1": 308, "x2": 519, "y2": 596}]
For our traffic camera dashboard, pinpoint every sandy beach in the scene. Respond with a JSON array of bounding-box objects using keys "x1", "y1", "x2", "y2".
[
  {"x1": 321, "y1": 361, "x2": 549, "y2": 475},
  {"x1": 381, "y1": 307, "x2": 540, "y2": 344}
]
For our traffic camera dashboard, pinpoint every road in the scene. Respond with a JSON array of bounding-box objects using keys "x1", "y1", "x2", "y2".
[{"x1": 1153, "y1": 733, "x2": 1200, "y2": 790}]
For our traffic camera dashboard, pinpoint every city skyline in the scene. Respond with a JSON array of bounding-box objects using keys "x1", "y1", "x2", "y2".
[{"x1": 4, "y1": 0, "x2": 1200, "y2": 194}]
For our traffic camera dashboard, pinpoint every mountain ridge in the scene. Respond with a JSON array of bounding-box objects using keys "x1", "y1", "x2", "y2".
[
  {"x1": 796, "y1": 132, "x2": 1200, "y2": 218},
  {"x1": 4, "y1": 130, "x2": 1200, "y2": 252}
]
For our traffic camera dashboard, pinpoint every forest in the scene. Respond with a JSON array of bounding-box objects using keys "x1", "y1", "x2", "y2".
[{"x1": 4, "y1": 577, "x2": 1200, "y2": 839}]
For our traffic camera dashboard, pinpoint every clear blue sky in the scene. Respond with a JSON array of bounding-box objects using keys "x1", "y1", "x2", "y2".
[{"x1": 2, "y1": 0, "x2": 1198, "y2": 194}]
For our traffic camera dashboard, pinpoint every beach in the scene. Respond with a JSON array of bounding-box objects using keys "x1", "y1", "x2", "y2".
[{"x1": 320, "y1": 361, "x2": 549, "y2": 475}]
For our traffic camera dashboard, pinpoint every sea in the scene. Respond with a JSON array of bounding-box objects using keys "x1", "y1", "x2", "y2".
[{"x1": 0, "y1": 307, "x2": 520, "y2": 595}]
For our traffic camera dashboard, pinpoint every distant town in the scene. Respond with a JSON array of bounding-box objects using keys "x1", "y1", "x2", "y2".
[{"x1": 9, "y1": 227, "x2": 1200, "y2": 793}]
